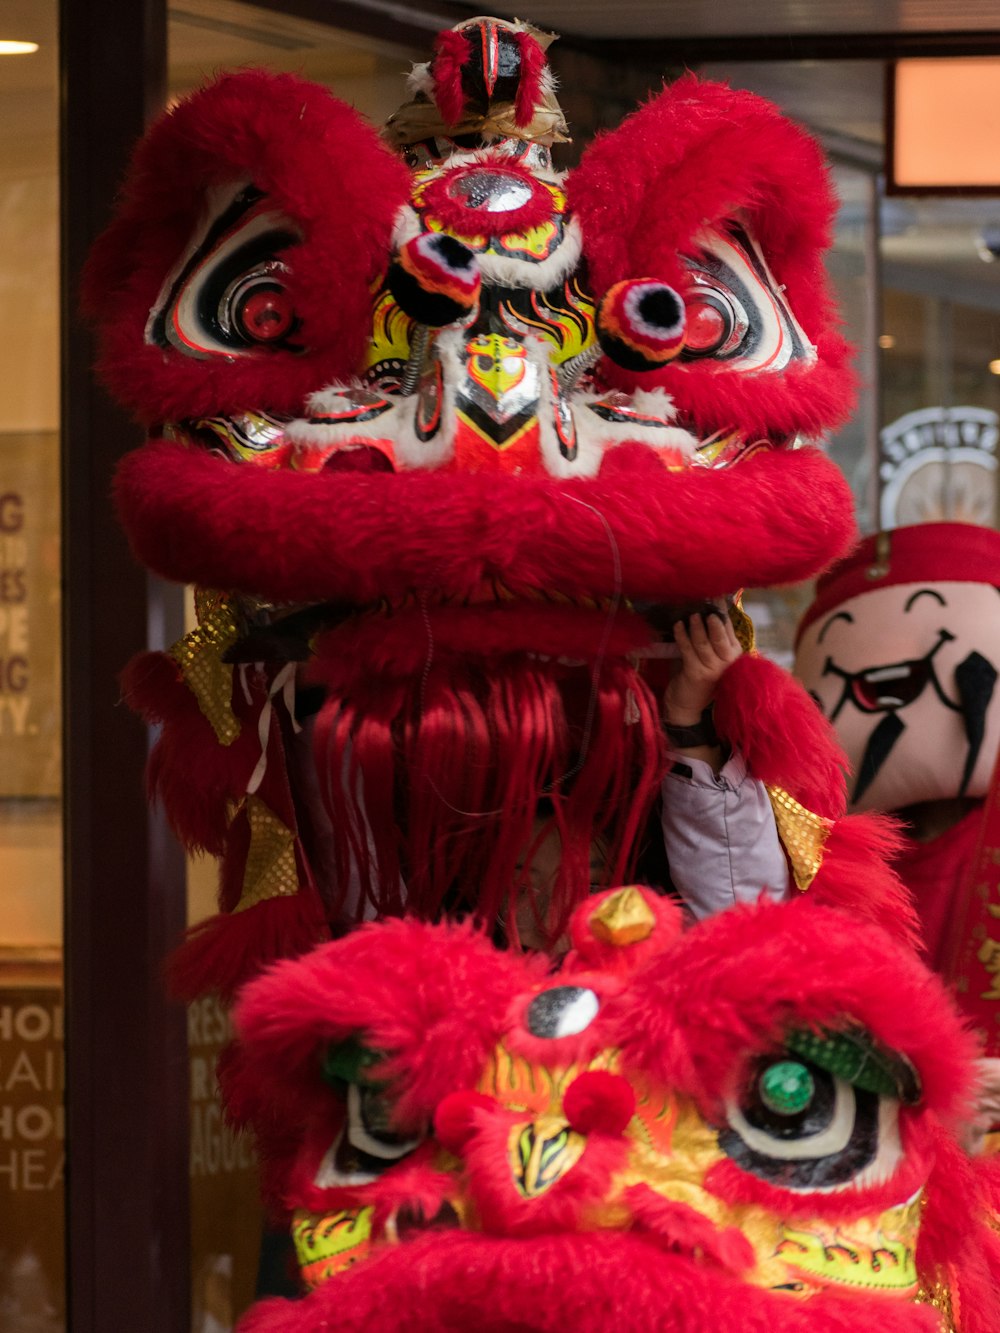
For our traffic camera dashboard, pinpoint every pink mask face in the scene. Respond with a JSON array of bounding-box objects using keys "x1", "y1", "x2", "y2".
[{"x1": 795, "y1": 580, "x2": 1000, "y2": 812}]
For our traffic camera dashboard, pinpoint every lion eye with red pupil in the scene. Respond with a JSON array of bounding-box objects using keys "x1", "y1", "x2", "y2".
[
  {"x1": 683, "y1": 296, "x2": 731, "y2": 355},
  {"x1": 236, "y1": 286, "x2": 295, "y2": 343}
]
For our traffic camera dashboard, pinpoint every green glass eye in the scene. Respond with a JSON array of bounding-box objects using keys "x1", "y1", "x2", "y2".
[
  {"x1": 758, "y1": 1060, "x2": 815, "y2": 1115},
  {"x1": 321, "y1": 1035, "x2": 382, "y2": 1088}
]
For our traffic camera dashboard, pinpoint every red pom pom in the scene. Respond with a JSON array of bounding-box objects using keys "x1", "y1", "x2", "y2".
[
  {"x1": 563, "y1": 1071, "x2": 635, "y2": 1137},
  {"x1": 433, "y1": 1090, "x2": 496, "y2": 1155}
]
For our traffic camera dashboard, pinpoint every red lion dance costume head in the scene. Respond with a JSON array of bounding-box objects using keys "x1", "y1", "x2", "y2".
[
  {"x1": 85, "y1": 16, "x2": 903, "y2": 995},
  {"x1": 224, "y1": 887, "x2": 1000, "y2": 1331}
]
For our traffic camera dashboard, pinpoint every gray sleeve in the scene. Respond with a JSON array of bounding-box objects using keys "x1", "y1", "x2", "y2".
[{"x1": 660, "y1": 748, "x2": 792, "y2": 921}]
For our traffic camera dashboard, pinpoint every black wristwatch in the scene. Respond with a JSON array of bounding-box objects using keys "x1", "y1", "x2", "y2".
[{"x1": 664, "y1": 707, "x2": 719, "y2": 749}]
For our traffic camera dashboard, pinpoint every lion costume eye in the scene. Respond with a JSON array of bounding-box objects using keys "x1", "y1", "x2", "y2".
[
  {"x1": 343, "y1": 1083, "x2": 421, "y2": 1163},
  {"x1": 680, "y1": 222, "x2": 813, "y2": 373},
  {"x1": 313, "y1": 1037, "x2": 421, "y2": 1189},
  {"x1": 719, "y1": 1027, "x2": 919, "y2": 1192},
  {"x1": 146, "y1": 183, "x2": 301, "y2": 359}
]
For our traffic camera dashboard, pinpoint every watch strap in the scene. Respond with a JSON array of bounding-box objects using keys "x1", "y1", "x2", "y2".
[{"x1": 664, "y1": 707, "x2": 718, "y2": 749}]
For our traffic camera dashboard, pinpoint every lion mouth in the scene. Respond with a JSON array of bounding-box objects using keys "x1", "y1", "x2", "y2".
[{"x1": 218, "y1": 593, "x2": 740, "y2": 667}]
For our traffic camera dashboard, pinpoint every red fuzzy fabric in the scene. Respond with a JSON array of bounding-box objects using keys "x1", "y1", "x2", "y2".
[
  {"x1": 710, "y1": 653, "x2": 918, "y2": 941},
  {"x1": 713, "y1": 652, "x2": 847, "y2": 817},
  {"x1": 431, "y1": 29, "x2": 469, "y2": 127},
  {"x1": 626, "y1": 1183, "x2": 754, "y2": 1273},
  {"x1": 167, "y1": 892, "x2": 329, "y2": 1005},
  {"x1": 119, "y1": 649, "x2": 252, "y2": 854},
  {"x1": 309, "y1": 604, "x2": 656, "y2": 676},
  {"x1": 236, "y1": 1232, "x2": 940, "y2": 1333},
  {"x1": 703, "y1": 1117, "x2": 938, "y2": 1227},
  {"x1": 568, "y1": 76, "x2": 855, "y2": 441},
  {"x1": 114, "y1": 439, "x2": 856, "y2": 607},
  {"x1": 120, "y1": 649, "x2": 298, "y2": 866},
  {"x1": 81, "y1": 71, "x2": 410, "y2": 423},
  {"x1": 230, "y1": 917, "x2": 543, "y2": 1134},
  {"x1": 434, "y1": 1090, "x2": 498, "y2": 1155},
  {"x1": 808, "y1": 812, "x2": 920, "y2": 946},
  {"x1": 916, "y1": 1139, "x2": 1000, "y2": 1333},
  {"x1": 514, "y1": 31, "x2": 547, "y2": 127},
  {"x1": 420, "y1": 162, "x2": 556, "y2": 237}
]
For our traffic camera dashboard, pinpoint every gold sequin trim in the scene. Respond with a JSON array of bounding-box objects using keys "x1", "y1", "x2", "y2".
[
  {"x1": 766, "y1": 786, "x2": 833, "y2": 891},
  {"x1": 729, "y1": 594, "x2": 756, "y2": 654},
  {"x1": 169, "y1": 589, "x2": 242, "y2": 746},
  {"x1": 914, "y1": 1273, "x2": 957, "y2": 1332},
  {"x1": 234, "y1": 794, "x2": 300, "y2": 911}
]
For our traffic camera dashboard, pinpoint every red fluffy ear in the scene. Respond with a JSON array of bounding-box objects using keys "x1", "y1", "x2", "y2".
[
  {"x1": 432, "y1": 29, "x2": 469, "y2": 126},
  {"x1": 514, "y1": 32, "x2": 546, "y2": 126}
]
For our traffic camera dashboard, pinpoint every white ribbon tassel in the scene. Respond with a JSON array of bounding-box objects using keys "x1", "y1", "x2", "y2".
[{"x1": 246, "y1": 662, "x2": 301, "y2": 796}]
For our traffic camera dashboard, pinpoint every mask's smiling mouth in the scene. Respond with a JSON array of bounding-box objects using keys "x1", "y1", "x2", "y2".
[{"x1": 824, "y1": 629, "x2": 956, "y2": 721}]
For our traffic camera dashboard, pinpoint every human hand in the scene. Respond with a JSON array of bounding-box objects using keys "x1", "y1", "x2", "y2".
[{"x1": 664, "y1": 607, "x2": 743, "y2": 726}]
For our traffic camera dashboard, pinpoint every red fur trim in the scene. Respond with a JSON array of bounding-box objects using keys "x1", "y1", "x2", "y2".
[
  {"x1": 115, "y1": 440, "x2": 856, "y2": 606},
  {"x1": 235, "y1": 1231, "x2": 940, "y2": 1332},
  {"x1": 626, "y1": 1183, "x2": 754, "y2": 1273},
  {"x1": 308, "y1": 604, "x2": 656, "y2": 678},
  {"x1": 367, "y1": 1161, "x2": 461, "y2": 1238},
  {"x1": 713, "y1": 652, "x2": 848, "y2": 817},
  {"x1": 167, "y1": 891, "x2": 330, "y2": 1002},
  {"x1": 82, "y1": 71, "x2": 410, "y2": 422},
  {"x1": 228, "y1": 897, "x2": 982, "y2": 1330},
  {"x1": 421, "y1": 161, "x2": 554, "y2": 237},
  {"x1": 916, "y1": 1134, "x2": 1000, "y2": 1333},
  {"x1": 120, "y1": 649, "x2": 258, "y2": 854},
  {"x1": 598, "y1": 341, "x2": 857, "y2": 443},
  {"x1": 431, "y1": 29, "x2": 469, "y2": 126},
  {"x1": 809, "y1": 812, "x2": 920, "y2": 946},
  {"x1": 569, "y1": 76, "x2": 855, "y2": 439},
  {"x1": 514, "y1": 31, "x2": 546, "y2": 126}
]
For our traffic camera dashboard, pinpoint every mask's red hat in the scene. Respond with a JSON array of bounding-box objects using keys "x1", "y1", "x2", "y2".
[{"x1": 797, "y1": 521, "x2": 1000, "y2": 645}]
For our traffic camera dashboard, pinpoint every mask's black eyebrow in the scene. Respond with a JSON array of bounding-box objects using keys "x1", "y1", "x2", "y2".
[
  {"x1": 818, "y1": 610, "x2": 853, "y2": 644},
  {"x1": 904, "y1": 587, "x2": 947, "y2": 612}
]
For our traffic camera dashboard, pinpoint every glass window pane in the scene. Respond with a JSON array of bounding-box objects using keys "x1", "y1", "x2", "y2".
[
  {"x1": 880, "y1": 197, "x2": 1000, "y2": 530},
  {"x1": 0, "y1": 1, "x2": 64, "y2": 1327}
]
